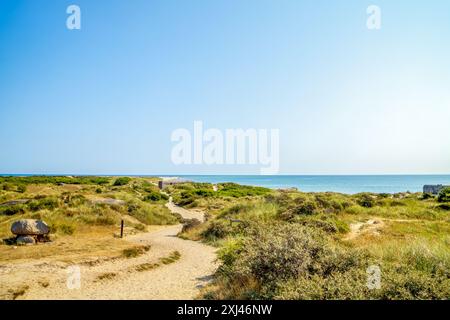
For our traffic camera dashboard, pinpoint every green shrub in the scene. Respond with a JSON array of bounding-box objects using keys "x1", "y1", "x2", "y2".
[
  {"x1": 174, "y1": 191, "x2": 198, "y2": 206},
  {"x1": 144, "y1": 191, "x2": 168, "y2": 202},
  {"x1": 230, "y1": 224, "x2": 328, "y2": 285},
  {"x1": 113, "y1": 177, "x2": 131, "y2": 186},
  {"x1": 420, "y1": 193, "x2": 434, "y2": 200},
  {"x1": 274, "y1": 269, "x2": 370, "y2": 300},
  {"x1": 437, "y1": 187, "x2": 450, "y2": 203},
  {"x1": 291, "y1": 200, "x2": 319, "y2": 215},
  {"x1": 0, "y1": 205, "x2": 26, "y2": 216},
  {"x1": 314, "y1": 195, "x2": 344, "y2": 213},
  {"x1": 206, "y1": 223, "x2": 374, "y2": 299},
  {"x1": 374, "y1": 265, "x2": 450, "y2": 300},
  {"x1": 217, "y1": 237, "x2": 244, "y2": 275},
  {"x1": 356, "y1": 194, "x2": 376, "y2": 208},
  {"x1": 265, "y1": 193, "x2": 292, "y2": 209},
  {"x1": 295, "y1": 216, "x2": 349, "y2": 234},
  {"x1": 201, "y1": 220, "x2": 236, "y2": 241},
  {"x1": 28, "y1": 197, "x2": 59, "y2": 211},
  {"x1": 217, "y1": 183, "x2": 270, "y2": 198},
  {"x1": 275, "y1": 265, "x2": 449, "y2": 300}
]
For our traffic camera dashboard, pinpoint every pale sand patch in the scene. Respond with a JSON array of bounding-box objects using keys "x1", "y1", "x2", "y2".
[{"x1": 344, "y1": 219, "x2": 384, "y2": 241}]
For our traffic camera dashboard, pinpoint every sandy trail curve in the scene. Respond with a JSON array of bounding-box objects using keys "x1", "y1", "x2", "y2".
[{"x1": 1, "y1": 201, "x2": 217, "y2": 300}]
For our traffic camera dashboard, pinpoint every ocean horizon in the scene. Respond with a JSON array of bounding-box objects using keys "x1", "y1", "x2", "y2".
[
  {"x1": 173, "y1": 175, "x2": 450, "y2": 194},
  {"x1": 2, "y1": 174, "x2": 449, "y2": 194}
]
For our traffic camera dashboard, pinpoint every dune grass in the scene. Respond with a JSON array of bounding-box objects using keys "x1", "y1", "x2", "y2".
[
  {"x1": 0, "y1": 177, "x2": 178, "y2": 263},
  {"x1": 170, "y1": 182, "x2": 450, "y2": 300}
]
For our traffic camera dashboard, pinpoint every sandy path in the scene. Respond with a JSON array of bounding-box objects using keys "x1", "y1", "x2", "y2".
[
  {"x1": 344, "y1": 219, "x2": 384, "y2": 241},
  {"x1": 344, "y1": 217, "x2": 427, "y2": 241},
  {"x1": 1, "y1": 202, "x2": 217, "y2": 300},
  {"x1": 165, "y1": 197, "x2": 206, "y2": 222}
]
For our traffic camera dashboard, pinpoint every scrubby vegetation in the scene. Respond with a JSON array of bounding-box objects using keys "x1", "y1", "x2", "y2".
[
  {"x1": 1, "y1": 177, "x2": 449, "y2": 300},
  {"x1": 168, "y1": 182, "x2": 271, "y2": 207},
  {"x1": 170, "y1": 182, "x2": 450, "y2": 300},
  {"x1": 113, "y1": 177, "x2": 132, "y2": 186},
  {"x1": 0, "y1": 176, "x2": 178, "y2": 242},
  {"x1": 122, "y1": 245, "x2": 151, "y2": 258},
  {"x1": 438, "y1": 187, "x2": 450, "y2": 203}
]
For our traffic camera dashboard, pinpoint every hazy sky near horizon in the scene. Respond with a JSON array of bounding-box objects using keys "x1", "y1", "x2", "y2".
[{"x1": 1, "y1": 0, "x2": 450, "y2": 175}]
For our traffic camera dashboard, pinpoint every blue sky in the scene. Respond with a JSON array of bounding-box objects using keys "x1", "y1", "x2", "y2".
[{"x1": 1, "y1": 0, "x2": 449, "y2": 175}]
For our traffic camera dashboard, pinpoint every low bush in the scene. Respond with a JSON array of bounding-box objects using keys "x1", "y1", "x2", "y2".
[
  {"x1": 437, "y1": 187, "x2": 450, "y2": 203},
  {"x1": 276, "y1": 264, "x2": 448, "y2": 300},
  {"x1": 295, "y1": 216, "x2": 349, "y2": 234},
  {"x1": 0, "y1": 204, "x2": 26, "y2": 216},
  {"x1": 113, "y1": 177, "x2": 131, "y2": 186},
  {"x1": 144, "y1": 191, "x2": 168, "y2": 202},
  {"x1": 217, "y1": 183, "x2": 270, "y2": 198},
  {"x1": 201, "y1": 220, "x2": 238, "y2": 241},
  {"x1": 207, "y1": 223, "x2": 371, "y2": 299},
  {"x1": 356, "y1": 194, "x2": 376, "y2": 208},
  {"x1": 28, "y1": 197, "x2": 59, "y2": 211},
  {"x1": 290, "y1": 200, "x2": 319, "y2": 216},
  {"x1": 420, "y1": 193, "x2": 434, "y2": 200}
]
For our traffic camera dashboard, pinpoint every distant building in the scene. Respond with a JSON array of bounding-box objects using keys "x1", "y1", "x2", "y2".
[
  {"x1": 423, "y1": 184, "x2": 449, "y2": 195},
  {"x1": 158, "y1": 178, "x2": 188, "y2": 189}
]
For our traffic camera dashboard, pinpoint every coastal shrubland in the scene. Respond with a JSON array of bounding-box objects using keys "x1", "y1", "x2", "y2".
[
  {"x1": 169, "y1": 182, "x2": 450, "y2": 300},
  {"x1": 0, "y1": 176, "x2": 178, "y2": 263},
  {"x1": 1, "y1": 177, "x2": 448, "y2": 300}
]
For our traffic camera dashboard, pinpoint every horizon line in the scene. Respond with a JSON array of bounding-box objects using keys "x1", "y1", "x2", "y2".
[{"x1": 1, "y1": 173, "x2": 450, "y2": 177}]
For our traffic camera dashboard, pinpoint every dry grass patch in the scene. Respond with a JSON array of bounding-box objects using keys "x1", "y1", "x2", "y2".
[
  {"x1": 96, "y1": 272, "x2": 117, "y2": 281},
  {"x1": 135, "y1": 262, "x2": 160, "y2": 272},
  {"x1": 160, "y1": 251, "x2": 181, "y2": 265},
  {"x1": 134, "y1": 251, "x2": 182, "y2": 272},
  {"x1": 122, "y1": 245, "x2": 151, "y2": 258}
]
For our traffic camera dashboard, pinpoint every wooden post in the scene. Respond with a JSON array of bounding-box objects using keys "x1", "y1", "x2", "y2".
[{"x1": 120, "y1": 220, "x2": 124, "y2": 238}]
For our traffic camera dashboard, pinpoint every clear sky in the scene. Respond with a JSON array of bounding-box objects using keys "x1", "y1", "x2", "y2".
[{"x1": 1, "y1": 0, "x2": 449, "y2": 175}]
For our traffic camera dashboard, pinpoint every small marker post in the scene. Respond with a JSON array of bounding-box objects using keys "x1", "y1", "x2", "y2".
[{"x1": 120, "y1": 220, "x2": 124, "y2": 238}]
